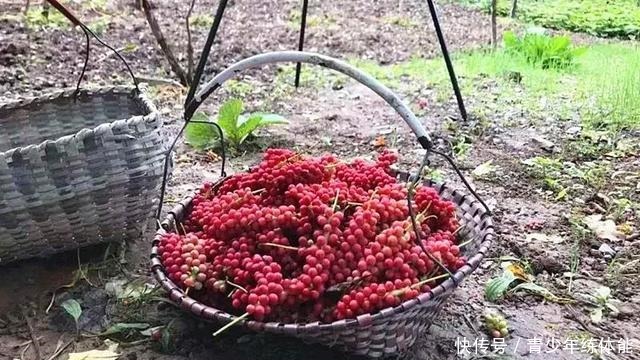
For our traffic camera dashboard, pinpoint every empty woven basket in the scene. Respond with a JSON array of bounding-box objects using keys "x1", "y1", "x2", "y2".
[{"x1": 0, "y1": 86, "x2": 168, "y2": 264}]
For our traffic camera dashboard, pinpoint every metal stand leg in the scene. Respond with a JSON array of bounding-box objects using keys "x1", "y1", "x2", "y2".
[
  {"x1": 184, "y1": 0, "x2": 229, "y2": 107},
  {"x1": 425, "y1": 0, "x2": 468, "y2": 121},
  {"x1": 294, "y1": 0, "x2": 309, "y2": 88}
]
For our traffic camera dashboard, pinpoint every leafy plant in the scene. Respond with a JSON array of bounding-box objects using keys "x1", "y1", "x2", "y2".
[
  {"x1": 485, "y1": 261, "x2": 567, "y2": 302},
  {"x1": 503, "y1": 29, "x2": 586, "y2": 70},
  {"x1": 61, "y1": 299, "x2": 82, "y2": 332},
  {"x1": 185, "y1": 99, "x2": 288, "y2": 151},
  {"x1": 458, "y1": 0, "x2": 640, "y2": 39},
  {"x1": 522, "y1": 156, "x2": 568, "y2": 199},
  {"x1": 586, "y1": 286, "x2": 620, "y2": 323}
]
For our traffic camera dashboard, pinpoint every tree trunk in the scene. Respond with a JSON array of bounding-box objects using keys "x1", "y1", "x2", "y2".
[
  {"x1": 510, "y1": 0, "x2": 517, "y2": 18},
  {"x1": 491, "y1": 0, "x2": 497, "y2": 50},
  {"x1": 141, "y1": 0, "x2": 190, "y2": 86}
]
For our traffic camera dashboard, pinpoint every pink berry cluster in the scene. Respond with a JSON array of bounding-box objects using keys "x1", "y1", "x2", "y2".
[{"x1": 157, "y1": 149, "x2": 465, "y2": 323}]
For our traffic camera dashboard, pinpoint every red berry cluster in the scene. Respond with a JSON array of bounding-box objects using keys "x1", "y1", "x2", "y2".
[{"x1": 157, "y1": 149, "x2": 466, "y2": 323}]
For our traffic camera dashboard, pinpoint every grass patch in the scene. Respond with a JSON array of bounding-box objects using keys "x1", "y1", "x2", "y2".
[
  {"x1": 25, "y1": 6, "x2": 70, "y2": 29},
  {"x1": 576, "y1": 44, "x2": 640, "y2": 131},
  {"x1": 346, "y1": 41, "x2": 640, "y2": 133},
  {"x1": 383, "y1": 15, "x2": 420, "y2": 29},
  {"x1": 287, "y1": 11, "x2": 337, "y2": 29},
  {"x1": 456, "y1": 0, "x2": 640, "y2": 39},
  {"x1": 190, "y1": 14, "x2": 213, "y2": 29}
]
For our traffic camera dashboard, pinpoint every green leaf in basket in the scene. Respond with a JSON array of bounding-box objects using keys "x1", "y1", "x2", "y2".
[
  {"x1": 61, "y1": 299, "x2": 82, "y2": 327},
  {"x1": 485, "y1": 271, "x2": 517, "y2": 302}
]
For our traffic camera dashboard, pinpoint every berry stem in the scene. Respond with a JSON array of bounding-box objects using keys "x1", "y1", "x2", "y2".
[
  {"x1": 331, "y1": 189, "x2": 340, "y2": 212},
  {"x1": 212, "y1": 312, "x2": 249, "y2": 337},
  {"x1": 390, "y1": 273, "x2": 450, "y2": 296},
  {"x1": 414, "y1": 273, "x2": 450, "y2": 288},
  {"x1": 225, "y1": 280, "x2": 248, "y2": 293},
  {"x1": 259, "y1": 243, "x2": 299, "y2": 251},
  {"x1": 458, "y1": 237, "x2": 474, "y2": 248}
]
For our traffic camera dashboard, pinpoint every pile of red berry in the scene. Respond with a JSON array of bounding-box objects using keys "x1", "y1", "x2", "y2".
[{"x1": 157, "y1": 149, "x2": 465, "y2": 323}]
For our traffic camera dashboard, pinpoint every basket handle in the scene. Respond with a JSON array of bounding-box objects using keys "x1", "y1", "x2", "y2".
[
  {"x1": 184, "y1": 51, "x2": 434, "y2": 150},
  {"x1": 45, "y1": 0, "x2": 140, "y2": 94},
  {"x1": 155, "y1": 51, "x2": 435, "y2": 220}
]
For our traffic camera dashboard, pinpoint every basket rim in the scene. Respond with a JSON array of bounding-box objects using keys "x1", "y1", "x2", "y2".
[
  {"x1": 151, "y1": 176, "x2": 494, "y2": 333},
  {"x1": 0, "y1": 86, "x2": 160, "y2": 157}
]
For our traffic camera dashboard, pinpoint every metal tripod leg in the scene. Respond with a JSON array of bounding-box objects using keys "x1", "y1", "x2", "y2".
[
  {"x1": 184, "y1": 0, "x2": 229, "y2": 107},
  {"x1": 294, "y1": 0, "x2": 309, "y2": 87},
  {"x1": 425, "y1": 0, "x2": 468, "y2": 121}
]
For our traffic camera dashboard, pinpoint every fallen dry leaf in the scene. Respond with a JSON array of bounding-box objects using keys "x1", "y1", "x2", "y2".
[
  {"x1": 372, "y1": 136, "x2": 386, "y2": 148},
  {"x1": 583, "y1": 214, "x2": 624, "y2": 242},
  {"x1": 505, "y1": 263, "x2": 530, "y2": 282},
  {"x1": 68, "y1": 340, "x2": 119, "y2": 360},
  {"x1": 68, "y1": 348, "x2": 119, "y2": 360}
]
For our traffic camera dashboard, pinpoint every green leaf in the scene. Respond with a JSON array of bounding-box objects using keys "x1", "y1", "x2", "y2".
[
  {"x1": 61, "y1": 299, "x2": 82, "y2": 324},
  {"x1": 237, "y1": 113, "x2": 289, "y2": 145},
  {"x1": 485, "y1": 271, "x2": 517, "y2": 302},
  {"x1": 236, "y1": 114, "x2": 263, "y2": 145},
  {"x1": 217, "y1": 99, "x2": 243, "y2": 143},
  {"x1": 99, "y1": 323, "x2": 150, "y2": 337},
  {"x1": 185, "y1": 112, "x2": 220, "y2": 151},
  {"x1": 254, "y1": 113, "x2": 288, "y2": 126},
  {"x1": 594, "y1": 286, "x2": 611, "y2": 303},
  {"x1": 510, "y1": 282, "x2": 558, "y2": 300},
  {"x1": 555, "y1": 188, "x2": 568, "y2": 201}
]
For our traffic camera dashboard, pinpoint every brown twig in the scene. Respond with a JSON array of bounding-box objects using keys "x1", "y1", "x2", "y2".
[
  {"x1": 141, "y1": 0, "x2": 190, "y2": 86},
  {"x1": 490, "y1": 0, "x2": 497, "y2": 50},
  {"x1": 21, "y1": 308, "x2": 42, "y2": 360},
  {"x1": 46, "y1": 337, "x2": 74, "y2": 360},
  {"x1": 185, "y1": 0, "x2": 196, "y2": 81}
]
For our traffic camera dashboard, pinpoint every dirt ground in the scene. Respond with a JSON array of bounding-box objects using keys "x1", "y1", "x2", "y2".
[{"x1": 0, "y1": 0, "x2": 639, "y2": 359}]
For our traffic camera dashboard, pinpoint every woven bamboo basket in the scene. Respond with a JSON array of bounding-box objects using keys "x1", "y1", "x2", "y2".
[
  {"x1": 0, "y1": 86, "x2": 167, "y2": 264},
  {"x1": 151, "y1": 51, "x2": 493, "y2": 357}
]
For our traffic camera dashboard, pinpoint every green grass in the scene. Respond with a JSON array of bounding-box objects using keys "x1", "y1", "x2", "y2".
[
  {"x1": 349, "y1": 42, "x2": 640, "y2": 132},
  {"x1": 456, "y1": 0, "x2": 640, "y2": 39},
  {"x1": 576, "y1": 44, "x2": 640, "y2": 130},
  {"x1": 190, "y1": 14, "x2": 214, "y2": 29}
]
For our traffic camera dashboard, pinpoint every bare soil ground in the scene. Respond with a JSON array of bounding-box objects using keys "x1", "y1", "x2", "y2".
[{"x1": 0, "y1": 1, "x2": 638, "y2": 359}]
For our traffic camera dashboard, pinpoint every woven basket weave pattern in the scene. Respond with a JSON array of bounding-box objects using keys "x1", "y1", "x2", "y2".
[
  {"x1": 151, "y1": 176, "x2": 493, "y2": 358},
  {"x1": 0, "y1": 87, "x2": 167, "y2": 263}
]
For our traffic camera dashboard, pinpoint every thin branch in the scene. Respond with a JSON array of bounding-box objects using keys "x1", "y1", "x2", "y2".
[
  {"x1": 141, "y1": 0, "x2": 190, "y2": 86},
  {"x1": 185, "y1": 0, "x2": 196, "y2": 82},
  {"x1": 21, "y1": 308, "x2": 42, "y2": 360},
  {"x1": 490, "y1": 0, "x2": 498, "y2": 51},
  {"x1": 510, "y1": 0, "x2": 518, "y2": 18}
]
